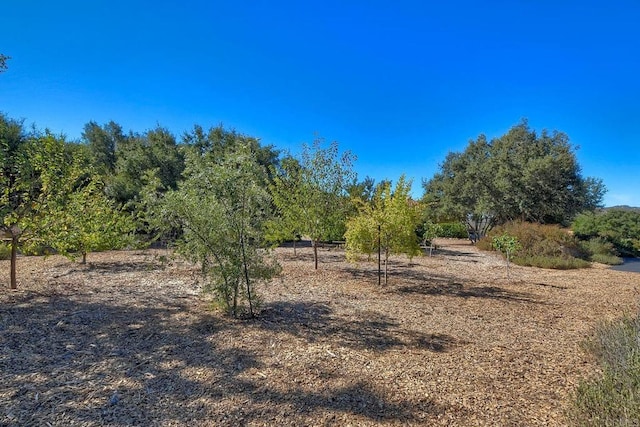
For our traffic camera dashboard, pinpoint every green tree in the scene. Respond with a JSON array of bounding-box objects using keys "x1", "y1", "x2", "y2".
[
  {"x1": 162, "y1": 143, "x2": 280, "y2": 317},
  {"x1": 345, "y1": 175, "x2": 422, "y2": 285},
  {"x1": 0, "y1": 117, "x2": 75, "y2": 288},
  {"x1": 492, "y1": 233, "x2": 521, "y2": 279},
  {"x1": 270, "y1": 139, "x2": 356, "y2": 269},
  {"x1": 423, "y1": 120, "x2": 605, "y2": 235},
  {"x1": 265, "y1": 155, "x2": 305, "y2": 254},
  {"x1": 81, "y1": 121, "x2": 125, "y2": 174},
  {"x1": 43, "y1": 168, "x2": 135, "y2": 264},
  {"x1": 573, "y1": 209, "x2": 640, "y2": 257}
]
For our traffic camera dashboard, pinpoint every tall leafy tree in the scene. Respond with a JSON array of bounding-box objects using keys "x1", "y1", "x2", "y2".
[
  {"x1": 81, "y1": 120, "x2": 125, "y2": 174},
  {"x1": 42, "y1": 169, "x2": 135, "y2": 264},
  {"x1": 270, "y1": 139, "x2": 356, "y2": 269},
  {"x1": 0, "y1": 116, "x2": 75, "y2": 288},
  {"x1": 265, "y1": 155, "x2": 305, "y2": 255},
  {"x1": 423, "y1": 120, "x2": 605, "y2": 236},
  {"x1": 161, "y1": 142, "x2": 279, "y2": 317},
  {"x1": 345, "y1": 175, "x2": 422, "y2": 285}
]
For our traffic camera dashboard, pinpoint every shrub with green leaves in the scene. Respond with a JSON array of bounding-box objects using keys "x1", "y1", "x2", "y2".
[
  {"x1": 579, "y1": 237, "x2": 623, "y2": 265},
  {"x1": 438, "y1": 222, "x2": 468, "y2": 238},
  {"x1": 481, "y1": 221, "x2": 590, "y2": 269},
  {"x1": 573, "y1": 210, "x2": 640, "y2": 258},
  {"x1": 0, "y1": 243, "x2": 10, "y2": 260}
]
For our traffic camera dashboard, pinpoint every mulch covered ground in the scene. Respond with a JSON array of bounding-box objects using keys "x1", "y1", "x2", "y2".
[{"x1": 1, "y1": 239, "x2": 638, "y2": 426}]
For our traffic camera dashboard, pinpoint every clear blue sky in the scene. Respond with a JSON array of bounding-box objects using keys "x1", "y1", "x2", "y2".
[{"x1": 2, "y1": 0, "x2": 639, "y2": 206}]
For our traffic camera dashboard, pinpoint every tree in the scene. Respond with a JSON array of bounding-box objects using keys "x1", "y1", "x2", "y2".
[
  {"x1": 265, "y1": 155, "x2": 305, "y2": 255},
  {"x1": 573, "y1": 209, "x2": 640, "y2": 257},
  {"x1": 0, "y1": 54, "x2": 9, "y2": 72},
  {"x1": 161, "y1": 142, "x2": 279, "y2": 317},
  {"x1": 423, "y1": 120, "x2": 605, "y2": 235},
  {"x1": 345, "y1": 175, "x2": 422, "y2": 285},
  {"x1": 81, "y1": 121, "x2": 124, "y2": 174},
  {"x1": 0, "y1": 117, "x2": 75, "y2": 288},
  {"x1": 270, "y1": 139, "x2": 356, "y2": 269},
  {"x1": 105, "y1": 125, "x2": 185, "y2": 241},
  {"x1": 42, "y1": 167, "x2": 135, "y2": 264},
  {"x1": 492, "y1": 233, "x2": 521, "y2": 279}
]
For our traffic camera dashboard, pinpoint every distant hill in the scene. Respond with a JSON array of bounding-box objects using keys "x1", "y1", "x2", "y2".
[{"x1": 603, "y1": 206, "x2": 640, "y2": 213}]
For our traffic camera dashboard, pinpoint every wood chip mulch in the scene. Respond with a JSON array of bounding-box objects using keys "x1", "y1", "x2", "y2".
[{"x1": 1, "y1": 239, "x2": 638, "y2": 426}]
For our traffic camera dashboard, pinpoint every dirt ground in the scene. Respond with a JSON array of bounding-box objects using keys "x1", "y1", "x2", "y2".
[{"x1": 1, "y1": 239, "x2": 639, "y2": 426}]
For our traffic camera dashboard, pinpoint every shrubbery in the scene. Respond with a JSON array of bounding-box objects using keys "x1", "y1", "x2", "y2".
[
  {"x1": 571, "y1": 313, "x2": 640, "y2": 425},
  {"x1": 579, "y1": 237, "x2": 623, "y2": 265},
  {"x1": 0, "y1": 243, "x2": 10, "y2": 260},
  {"x1": 573, "y1": 210, "x2": 640, "y2": 258},
  {"x1": 479, "y1": 222, "x2": 591, "y2": 269},
  {"x1": 437, "y1": 222, "x2": 468, "y2": 238}
]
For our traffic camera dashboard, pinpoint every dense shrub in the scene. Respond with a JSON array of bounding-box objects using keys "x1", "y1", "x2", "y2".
[
  {"x1": 0, "y1": 243, "x2": 10, "y2": 260},
  {"x1": 573, "y1": 210, "x2": 640, "y2": 257},
  {"x1": 579, "y1": 237, "x2": 623, "y2": 265},
  {"x1": 571, "y1": 314, "x2": 640, "y2": 425},
  {"x1": 438, "y1": 222, "x2": 468, "y2": 239},
  {"x1": 480, "y1": 222, "x2": 590, "y2": 269}
]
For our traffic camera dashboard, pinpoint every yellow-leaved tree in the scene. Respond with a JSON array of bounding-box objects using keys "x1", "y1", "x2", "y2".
[{"x1": 345, "y1": 175, "x2": 422, "y2": 285}]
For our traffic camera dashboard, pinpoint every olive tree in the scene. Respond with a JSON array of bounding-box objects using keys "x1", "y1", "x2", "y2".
[{"x1": 161, "y1": 143, "x2": 279, "y2": 317}]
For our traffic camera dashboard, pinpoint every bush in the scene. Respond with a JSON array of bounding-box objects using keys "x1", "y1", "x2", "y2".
[
  {"x1": 571, "y1": 314, "x2": 640, "y2": 425},
  {"x1": 573, "y1": 210, "x2": 640, "y2": 258},
  {"x1": 0, "y1": 243, "x2": 10, "y2": 260},
  {"x1": 480, "y1": 221, "x2": 590, "y2": 269},
  {"x1": 516, "y1": 255, "x2": 590, "y2": 270},
  {"x1": 438, "y1": 222, "x2": 468, "y2": 239},
  {"x1": 579, "y1": 237, "x2": 623, "y2": 265}
]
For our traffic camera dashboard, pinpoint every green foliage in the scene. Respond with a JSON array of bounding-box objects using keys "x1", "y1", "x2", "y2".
[
  {"x1": 571, "y1": 314, "x2": 640, "y2": 425},
  {"x1": 0, "y1": 243, "x2": 10, "y2": 260},
  {"x1": 423, "y1": 119, "x2": 605, "y2": 229},
  {"x1": 438, "y1": 222, "x2": 468, "y2": 238},
  {"x1": 161, "y1": 142, "x2": 280, "y2": 317},
  {"x1": 492, "y1": 233, "x2": 521, "y2": 278},
  {"x1": 81, "y1": 121, "x2": 122, "y2": 174},
  {"x1": 45, "y1": 177, "x2": 136, "y2": 263},
  {"x1": 573, "y1": 210, "x2": 640, "y2": 257},
  {"x1": 422, "y1": 221, "x2": 444, "y2": 246},
  {"x1": 579, "y1": 238, "x2": 623, "y2": 265},
  {"x1": 481, "y1": 222, "x2": 590, "y2": 269},
  {"x1": 106, "y1": 124, "x2": 185, "y2": 226},
  {"x1": 270, "y1": 138, "x2": 355, "y2": 269},
  {"x1": 345, "y1": 176, "x2": 422, "y2": 285},
  {"x1": 0, "y1": 116, "x2": 72, "y2": 288}
]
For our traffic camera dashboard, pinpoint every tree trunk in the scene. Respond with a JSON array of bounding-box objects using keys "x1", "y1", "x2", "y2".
[
  {"x1": 384, "y1": 248, "x2": 389, "y2": 286},
  {"x1": 312, "y1": 239, "x2": 318, "y2": 270},
  {"x1": 293, "y1": 238, "x2": 297, "y2": 257},
  {"x1": 10, "y1": 234, "x2": 18, "y2": 289},
  {"x1": 377, "y1": 225, "x2": 381, "y2": 286},
  {"x1": 82, "y1": 252, "x2": 87, "y2": 265},
  {"x1": 240, "y1": 233, "x2": 254, "y2": 317}
]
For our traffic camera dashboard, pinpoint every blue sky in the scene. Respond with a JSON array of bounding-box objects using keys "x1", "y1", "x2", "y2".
[{"x1": 2, "y1": 0, "x2": 639, "y2": 206}]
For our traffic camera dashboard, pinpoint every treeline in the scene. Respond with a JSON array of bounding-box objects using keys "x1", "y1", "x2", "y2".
[{"x1": 4, "y1": 113, "x2": 634, "y2": 314}]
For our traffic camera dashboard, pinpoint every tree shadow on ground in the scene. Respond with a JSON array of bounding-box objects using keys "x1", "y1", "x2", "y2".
[
  {"x1": 1, "y1": 289, "x2": 445, "y2": 425},
  {"x1": 259, "y1": 300, "x2": 461, "y2": 352},
  {"x1": 396, "y1": 280, "x2": 542, "y2": 304}
]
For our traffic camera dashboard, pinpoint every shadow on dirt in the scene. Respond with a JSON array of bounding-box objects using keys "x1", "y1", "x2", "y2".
[
  {"x1": 1, "y1": 290, "x2": 447, "y2": 425},
  {"x1": 396, "y1": 280, "x2": 541, "y2": 304},
  {"x1": 259, "y1": 301, "x2": 461, "y2": 352}
]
